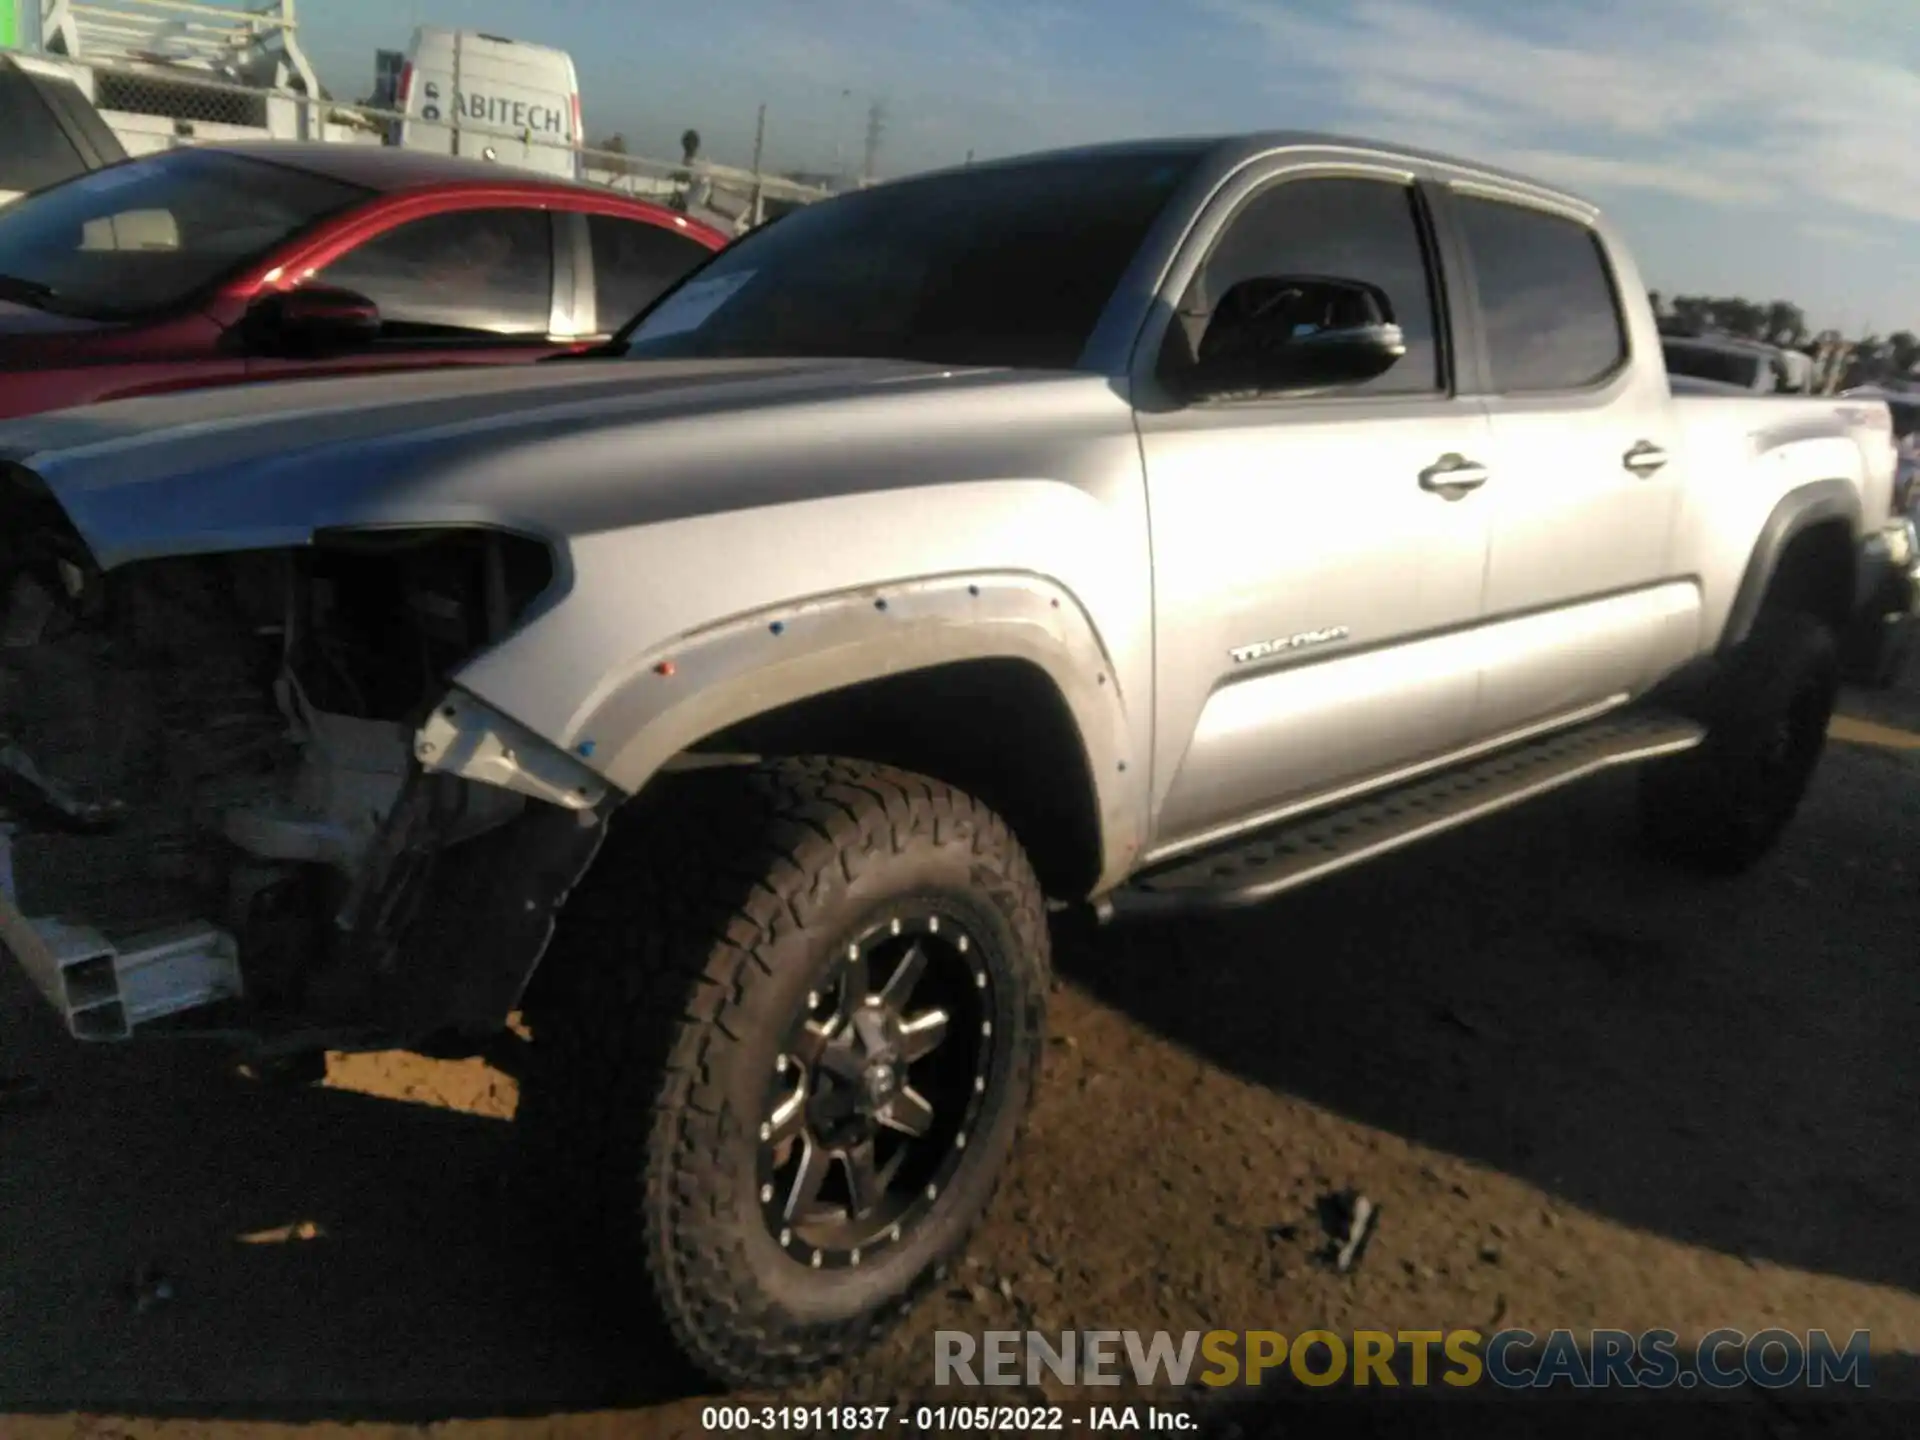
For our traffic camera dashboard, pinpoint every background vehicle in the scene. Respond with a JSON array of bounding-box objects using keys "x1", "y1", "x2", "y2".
[
  {"x1": 0, "y1": 141, "x2": 725, "y2": 418},
  {"x1": 1839, "y1": 384, "x2": 1920, "y2": 682},
  {"x1": 1661, "y1": 331, "x2": 1811, "y2": 393},
  {"x1": 1847, "y1": 386, "x2": 1919, "y2": 513},
  {"x1": 0, "y1": 49, "x2": 125, "y2": 206},
  {"x1": 6, "y1": 2, "x2": 832, "y2": 221},
  {"x1": 5, "y1": 0, "x2": 361, "y2": 154},
  {"x1": 0, "y1": 133, "x2": 1912, "y2": 1391},
  {"x1": 395, "y1": 27, "x2": 583, "y2": 181}
]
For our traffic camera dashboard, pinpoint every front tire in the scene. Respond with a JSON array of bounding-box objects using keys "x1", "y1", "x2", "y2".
[
  {"x1": 514, "y1": 758, "x2": 1050, "y2": 1388},
  {"x1": 1637, "y1": 610, "x2": 1839, "y2": 875}
]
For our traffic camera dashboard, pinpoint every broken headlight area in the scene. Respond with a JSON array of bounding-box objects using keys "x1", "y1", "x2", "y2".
[{"x1": 0, "y1": 500, "x2": 579, "y2": 1046}]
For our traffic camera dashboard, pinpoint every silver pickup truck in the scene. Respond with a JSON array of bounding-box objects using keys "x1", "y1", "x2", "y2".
[{"x1": 1, "y1": 132, "x2": 1915, "y2": 1386}]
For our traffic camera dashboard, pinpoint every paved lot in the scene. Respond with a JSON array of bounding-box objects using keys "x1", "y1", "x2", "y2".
[{"x1": 2, "y1": 670, "x2": 1917, "y2": 1438}]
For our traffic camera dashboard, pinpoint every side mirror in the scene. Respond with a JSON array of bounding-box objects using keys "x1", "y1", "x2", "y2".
[
  {"x1": 244, "y1": 284, "x2": 382, "y2": 355},
  {"x1": 1179, "y1": 274, "x2": 1407, "y2": 400}
]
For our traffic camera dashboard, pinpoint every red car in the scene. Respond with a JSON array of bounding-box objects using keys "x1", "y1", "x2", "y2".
[{"x1": 0, "y1": 142, "x2": 729, "y2": 420}]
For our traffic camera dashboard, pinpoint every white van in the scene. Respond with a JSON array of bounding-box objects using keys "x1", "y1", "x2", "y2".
[{"x1": 395, "y1": 27, "x2": 583, "y2": 181}]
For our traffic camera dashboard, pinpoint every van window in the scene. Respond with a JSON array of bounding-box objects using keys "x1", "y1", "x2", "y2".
[
  {"x1": 587, "y1": 213, "x2": 713, "y2": 329},
  {"x1": 315, "y1": 207, "x2": 553, "y2": 338}
]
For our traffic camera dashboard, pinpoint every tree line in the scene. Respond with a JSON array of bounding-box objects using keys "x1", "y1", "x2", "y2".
[{"x1": 1650, "y1": 292, "x2": 1919, "y2": 391}]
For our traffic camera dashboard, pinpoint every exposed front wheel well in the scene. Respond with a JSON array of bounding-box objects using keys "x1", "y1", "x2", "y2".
[{"x1": 674, "y1": 658, "x2": 1107, "y2": 900}]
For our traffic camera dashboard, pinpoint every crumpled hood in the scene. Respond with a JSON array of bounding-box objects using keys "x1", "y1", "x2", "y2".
[{"x1": 0, "y1": 355, "x2": 1011, "y2": 568}]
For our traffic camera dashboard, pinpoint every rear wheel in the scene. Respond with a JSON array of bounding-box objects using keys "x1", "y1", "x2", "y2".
[
  {"x1": 1843, "y1": 613, "x2": 1915, "y2": 690},
  {"x1": 1637, "y1": 610, "x2": 1838, "y2": 875},
  {"x1": 514, "y1": 758, "x2": 1049, "y2": 1387}
]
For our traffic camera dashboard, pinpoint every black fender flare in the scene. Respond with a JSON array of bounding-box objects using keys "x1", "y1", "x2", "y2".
[{"x1": 1719, "y1": 479, "x2": 1860, "y2": 652}]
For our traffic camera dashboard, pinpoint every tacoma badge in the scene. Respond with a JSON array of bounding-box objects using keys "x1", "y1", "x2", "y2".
[{"x1": 1229, "y1": 626, "x2": 1352, "y2": 664}]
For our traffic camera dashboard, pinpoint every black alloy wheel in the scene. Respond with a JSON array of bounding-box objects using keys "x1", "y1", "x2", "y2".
[{"x1": 758, "y1": 910, "x2": 994, "y2": 1269}]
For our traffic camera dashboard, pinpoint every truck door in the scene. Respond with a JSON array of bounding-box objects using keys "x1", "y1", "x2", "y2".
[
  {"x1": 1135, "y1": 162, "x2": 1495, "y2": 853},
  {"x1": 1440, "y1": 185, "x2": 1696, "y2": 739}
]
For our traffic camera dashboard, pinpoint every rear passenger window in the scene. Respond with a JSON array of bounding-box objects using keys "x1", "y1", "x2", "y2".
[
  {"x1": 587, "y1": 214, "x2": 713, "y2": 330},
  {"x1": 1454, "y1": 195, "x2": 1626, "y2": 393},
  {"x1": 315, "y1": 207, "x2": 553, "y2": 338},
  {"x1": 1171, "y1": 176, "x2": 1443, "y2": 395}
]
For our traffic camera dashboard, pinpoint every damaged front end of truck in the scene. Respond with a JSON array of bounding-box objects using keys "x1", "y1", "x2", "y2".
[{"x1": 0, "y1": 462, "x2": 611, "y2": 1060}]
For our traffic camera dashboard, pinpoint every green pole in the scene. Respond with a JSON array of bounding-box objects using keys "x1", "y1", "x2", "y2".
[{"x1": 0, "y1": 1, "x2": 18, "y2": 49}]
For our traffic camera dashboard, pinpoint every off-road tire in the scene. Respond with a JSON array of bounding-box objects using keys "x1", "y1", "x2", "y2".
[
  {"x1": 1637, "y1": 610, "x2": 1839, "y2": 875},
  {"x1": 513, "y1": 757, "x2": 1050, "y2": 1388}
]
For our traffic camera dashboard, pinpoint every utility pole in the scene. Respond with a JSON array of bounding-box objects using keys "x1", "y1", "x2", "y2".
[
  {"x1": 862, "y1": 99, "x2": 885, "y2": 185},
  {"x1": 964, "y1": 149, "x2": 974, "y2": 166},
  {"x1": 748, "y1": 103, "x2": 767, "y2": 229},
  {"x1": 834, "y1": 88, "x2": 853, "y2": 186},
  {"x1": 449, "y1": 30, "x2": 462, "y2": 156}
]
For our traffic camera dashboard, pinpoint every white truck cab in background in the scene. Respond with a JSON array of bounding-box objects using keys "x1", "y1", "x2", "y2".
[
  {"x1": 0, "y1": 50, "x2": 126, "y2": 206},
  {"x1": 395, "y1": 27, "x2": 583, "y2": 181},
  {"x1": 1661, "y1": 332, "x2": 1813, "y2": 394},
  {"x1": 10, "y1": 0, "x2": 375, "y2": 158}
]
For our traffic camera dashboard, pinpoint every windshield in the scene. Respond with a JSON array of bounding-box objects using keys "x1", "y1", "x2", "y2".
[
  {"x1": 622, "y1": 149, "x2": 1204, "y2": 370},
  {"x1": 0, "y1": 148, "x2": 372, "y2": 320},
  {"x1": 1662, "y1": 339, "x2": 1766, "y2": 390},
  {"x1": 1888, "y1": 398, "x2": 1919, "y2": 442}
]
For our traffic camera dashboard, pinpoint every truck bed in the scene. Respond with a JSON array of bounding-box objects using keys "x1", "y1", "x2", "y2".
[{"x1": 1669, "y1": 384, "x2": 1900, "y2": 525}]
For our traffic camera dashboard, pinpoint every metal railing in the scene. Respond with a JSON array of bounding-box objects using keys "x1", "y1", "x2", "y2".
[
  {"x1": 37, "y1": 0, "x2": 319, "y2": 91},
  {"x1": 72, "y1": 58, "x2": 835, "y2": 229}
]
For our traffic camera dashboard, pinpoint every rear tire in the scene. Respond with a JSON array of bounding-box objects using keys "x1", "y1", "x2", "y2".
[
  {"x1": 1847, "y1": 616, "x2": 1915, "y2": 690},
  {"x1": 513, "y1": 758, "x2": 1050, "y2": 1388},
  {"x1": 1637, "y1": 610, "x2": 1838, "y2": 875}
]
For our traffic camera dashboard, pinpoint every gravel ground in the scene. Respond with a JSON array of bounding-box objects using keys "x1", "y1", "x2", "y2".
[{"x1": 2, "y1": 672, "x2": 1917, "y2": 1438}]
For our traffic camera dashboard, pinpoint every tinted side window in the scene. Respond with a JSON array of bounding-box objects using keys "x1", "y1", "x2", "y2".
[
  {"x1": 1454, "y1": 196, "x2": 1626, "y2": 393},
  {"x1": 1171, "y1": 176, "x2": 1442, "y2": 395},
  {"x1": 315, "y1": 208, "x2": 552, "y2": 338},
  {"x1": 588, "y1": 214, "x2": 712, "y2": 329},
  {"x1": 0, "y1": 69, "x2": 87, "y2": 195}
]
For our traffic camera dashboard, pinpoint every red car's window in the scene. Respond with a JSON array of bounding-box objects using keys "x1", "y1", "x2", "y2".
[
  {"x1": 586, "y1": 213, "x2": 715, "y2": 332},
  {"x1": 312, "y1": 207, "x2": 554, "y2": 339}
]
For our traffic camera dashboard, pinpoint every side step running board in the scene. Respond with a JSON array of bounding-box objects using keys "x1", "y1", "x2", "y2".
[{"x1": 1116, "y1": 711, "x2": 1706, "y2": 916}]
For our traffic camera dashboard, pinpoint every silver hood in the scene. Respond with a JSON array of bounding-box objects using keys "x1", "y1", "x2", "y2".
[{"x1": 0, "y1": 356, "x2": 1069, "y2": 568}]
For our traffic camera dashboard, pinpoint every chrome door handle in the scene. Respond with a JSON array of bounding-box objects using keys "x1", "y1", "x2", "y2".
[
  {"x1": 1419, "y1": 454, "x2": 1489, "y2": 498},
  {"x1": 1623, "y1": 440, "x2": 1669, "y2": 476}
]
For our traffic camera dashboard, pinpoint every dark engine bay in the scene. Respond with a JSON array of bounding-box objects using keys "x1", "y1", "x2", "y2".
[{"x1": 0, "y1": 470, "x2": 556, "y2": 1044}]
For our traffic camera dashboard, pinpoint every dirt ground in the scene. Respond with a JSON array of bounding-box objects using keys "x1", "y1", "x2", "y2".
[{"x1": 3, "y1": 667, "x2": 1918, "y2": 1438}]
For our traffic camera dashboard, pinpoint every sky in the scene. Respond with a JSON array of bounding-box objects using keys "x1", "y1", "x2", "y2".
[{"x1": 305, "y1": 0, "x2": 1920, "y2": 334}]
